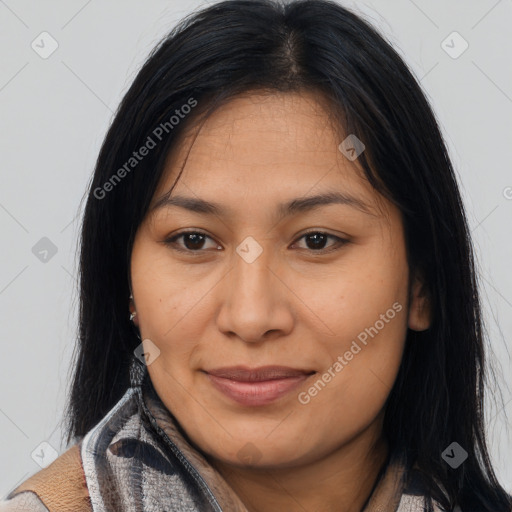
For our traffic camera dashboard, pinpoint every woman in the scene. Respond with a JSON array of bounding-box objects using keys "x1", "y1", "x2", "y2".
[{"x1": 2, "y1": 0, "x2": 510, "y2": 510}]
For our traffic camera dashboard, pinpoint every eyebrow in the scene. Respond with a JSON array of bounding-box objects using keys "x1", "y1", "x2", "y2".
[{"x1": 150, "y1": 191, "x2": 376, "y2": 219}]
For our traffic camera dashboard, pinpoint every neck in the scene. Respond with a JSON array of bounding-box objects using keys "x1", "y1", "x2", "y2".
[{"x1": 209, "y1": 424, "x2": 390, "y2": 512}]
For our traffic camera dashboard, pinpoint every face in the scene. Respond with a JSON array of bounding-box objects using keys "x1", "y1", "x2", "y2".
[{"x1": 130, "y1": 90, "x2": 430, "y2": 469}]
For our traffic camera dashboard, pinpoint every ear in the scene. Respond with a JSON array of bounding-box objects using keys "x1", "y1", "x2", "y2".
[{"x1": 408, "y1": 270, "x2": 432, "y2": 331}]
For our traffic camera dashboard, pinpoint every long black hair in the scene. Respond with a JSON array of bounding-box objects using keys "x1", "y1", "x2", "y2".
[{"x1": 65, "y1": 0, "x2": 511, "y2": 509}]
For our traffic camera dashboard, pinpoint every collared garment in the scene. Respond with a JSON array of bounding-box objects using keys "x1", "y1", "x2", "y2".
[{"x1": 1, "y1": 357, "x2": 454, "y2": 511}]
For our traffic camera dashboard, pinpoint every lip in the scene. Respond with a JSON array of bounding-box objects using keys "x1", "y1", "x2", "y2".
[{"x1": 203, "y1": 366, "x2": 316, "y2": 406}]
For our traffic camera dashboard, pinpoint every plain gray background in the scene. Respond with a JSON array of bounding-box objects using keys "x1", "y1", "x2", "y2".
[{"x1": 1, "y1": 0, "x2": 511, "y2": 498}]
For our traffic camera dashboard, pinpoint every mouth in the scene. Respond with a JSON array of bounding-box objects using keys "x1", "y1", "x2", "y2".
[{"x1": 202, "y1": 366, "x2": 316, "y2": 406}]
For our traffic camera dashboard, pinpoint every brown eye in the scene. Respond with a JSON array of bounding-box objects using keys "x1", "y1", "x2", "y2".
[
  {"x1": 165, "y1": 231, "x2": 221, "y2": 252},
  {"x1": 181, "y1": 232, "x2": 206, "y2": 250},
  {"x1": 304, "y1": 232, "x2": 329, "y2": 250},
  {"x1": 293, "y1": 231, "x2": 348, "y2": 252}
]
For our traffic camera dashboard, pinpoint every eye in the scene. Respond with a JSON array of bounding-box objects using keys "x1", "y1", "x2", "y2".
[
  {"x1": 164, "y1": 230, "x2": 348, "y2": 254},
  {"x1": 292, "y1": 231, "x2": 349, "y2": 253},
  {"x1": 164, "y1": 230, "x2": 222, "y2": 253}
]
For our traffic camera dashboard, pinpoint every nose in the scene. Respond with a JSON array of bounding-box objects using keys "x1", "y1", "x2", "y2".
[{"x1": 215, "y1": 245, "x2": 294, "y2": 344}]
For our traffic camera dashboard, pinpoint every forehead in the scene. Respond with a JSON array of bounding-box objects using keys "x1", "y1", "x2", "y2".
[{"x1": 152, "y1": 91, "x2": 380, "y2": 213}]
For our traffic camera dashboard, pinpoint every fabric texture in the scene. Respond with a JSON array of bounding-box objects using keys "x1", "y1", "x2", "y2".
[
  {"x1": 1, "y1": 356, "x2": 454, "y2": 511},
  {"x1": 2, "y1": 443, "x2": 90, "y2": 512}
]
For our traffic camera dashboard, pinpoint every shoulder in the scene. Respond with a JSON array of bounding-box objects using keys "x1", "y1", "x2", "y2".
[
  {"x1": 0, "y1": 387, "x2": 141, "y2": 512},
  {"x1": 0, "y1": 443, "x2": 91, "y2": 512}
]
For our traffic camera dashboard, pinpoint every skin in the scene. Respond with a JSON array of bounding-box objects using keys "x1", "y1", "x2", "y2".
[{"x1": 129, "y1": 90, "x2": 431, "y2": 512}]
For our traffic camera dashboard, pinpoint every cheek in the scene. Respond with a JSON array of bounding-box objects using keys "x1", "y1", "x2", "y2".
[
  {"x1": 301, "y1": 304, "x2": 407, "y2": 440},
  {"x1": 130, "y1": 244, "x2": 200, "y2": 363},
  {"x1": 301, "y1": 254, "x2": 409, "y2": 420},
  {"x1": 306, "y1": 254, "x2": 408, "y2": 342},
  {"x1": 131, "y1": 237, "x2": 194, "y2": 316}
]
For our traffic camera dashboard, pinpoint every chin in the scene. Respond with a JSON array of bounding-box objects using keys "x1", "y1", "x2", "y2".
[{"x1": 201, "y1": 435, "x2": 314, "y2": 470}]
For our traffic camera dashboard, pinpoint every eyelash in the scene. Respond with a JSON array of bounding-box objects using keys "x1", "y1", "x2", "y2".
[{"x1": 163, "y1": 230, "x2": 349, "y2": 255}]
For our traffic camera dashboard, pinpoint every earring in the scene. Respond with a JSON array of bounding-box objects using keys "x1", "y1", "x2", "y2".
[
  {"x1": 129, "y1": 293, "x2": 137, "y2": 321},
  {"x1": 129, "y1": 293, "x2": 141, "y2": 340}
]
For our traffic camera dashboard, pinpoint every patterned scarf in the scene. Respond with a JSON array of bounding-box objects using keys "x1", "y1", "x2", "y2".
[{"x1": 4, "y1": 356, "x2": 450, "y2": 511}]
